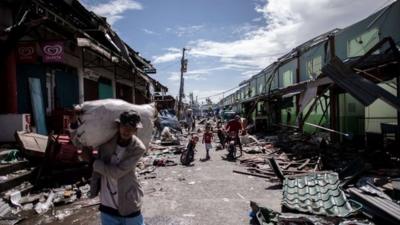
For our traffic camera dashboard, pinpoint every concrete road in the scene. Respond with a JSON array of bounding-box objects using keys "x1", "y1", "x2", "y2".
[
  {"x1": 141, "y1": 143, "x2": 282, "y2": 225},
  {"x1": 19, "y1": 139, "x2": 282, "y2": 225}
]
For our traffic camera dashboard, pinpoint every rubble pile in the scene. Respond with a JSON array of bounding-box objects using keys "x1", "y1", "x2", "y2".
[
  {"x1": 0, "y1": 129, "x2": 187, "y2": 224},
  {"x1": 235, "y1": 127, "x2": 400, "y2": 225}
]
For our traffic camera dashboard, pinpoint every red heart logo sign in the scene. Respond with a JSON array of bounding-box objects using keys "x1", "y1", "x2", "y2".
[
  {"x1": 43, "y1": 44, "x2": 62, "y2": 56},
  {"x1": 18, "y1": 47, "x2": 34, "y2": 57}
]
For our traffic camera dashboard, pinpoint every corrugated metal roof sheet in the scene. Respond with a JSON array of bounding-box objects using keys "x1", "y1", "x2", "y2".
[
  {"x1": 322, "y1": 56, "x2": 400, "y2": 111},
  {"x1": 348, "y1": 187, "x2": 400, "y2": 225},
  {"x1": 282, "y1": 172, "x2": 358, "y2": 217}
]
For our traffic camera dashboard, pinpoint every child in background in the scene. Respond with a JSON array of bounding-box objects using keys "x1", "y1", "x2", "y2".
[
  {"x1": 216, "y1": 121, "x2": 226, "y2": 149},
  {"x1": 202, "y1": 125, "x2": 214, "y2": 160}
]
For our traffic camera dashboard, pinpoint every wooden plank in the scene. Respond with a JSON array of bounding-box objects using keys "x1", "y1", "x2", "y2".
[
  {"x1": 0, "y1": 170, "x2": 33, "y2": 193},
  {"x1": 297, "y1": 159, "x2": 310, "y2": 170},
  {"x1": 16, "y1": 131, "x2": 48, "y2": 157},
  {"x1": 232, "y1": 170, "x2": 272, "y2": 179},
  {"x1": 0, "y1": 161, "x2": 30, "y2": 176}
]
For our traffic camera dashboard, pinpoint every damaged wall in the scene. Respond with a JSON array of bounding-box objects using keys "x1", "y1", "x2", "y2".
[
  {"x1": 335, "y1": 1, "x2": 400, "y2": 60},
  {"x1": 299, "y1": 42, "x2": 326, "y2": 82},
  {"x1": 339, "y1": 93, "x2": 365, "y2": 139},
  {"x1": 278, "y1": 59, "x2": 297, "y2": 88},
  {"x1": 280, "y1": 96, "x2": 297, "y2": 126},
  {"x1": 303, "y1": 91, "x2": 330, "y2": 134},
  {"x1": 365, "y1": 79, "x2": 398, "y2": 133}
]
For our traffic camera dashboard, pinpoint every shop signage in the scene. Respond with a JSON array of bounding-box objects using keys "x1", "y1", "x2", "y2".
[
  {"x1": 16, "y1": 43, "x2": 37, "y2": 63},
  {"x1": 144, "y1": 68, "x2": 157, "y2": 74},
  {"x1": 41, "y1": 41, "x2": 64, "y2": 63}
]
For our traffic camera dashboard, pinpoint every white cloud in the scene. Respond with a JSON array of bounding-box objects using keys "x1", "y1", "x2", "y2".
[
  {"x1": 152, "y1": 48, "x2": 182, "y2": 64},
  {"x1": 232, "y1": 23, "x2": 259, "y2": 36},
  {"x1": 186, "y1": 0, "x2": 393, "y2": 71},
  {"x1": 167, "y1": 65, "x2": 251, "y2": 81},
  {"x1": 192, "y1": 89, "x2": 227, "y2": 103},
  {"x1": 241, "y1": 70, "x2": 261, "y2": 78},
  {"x1": 84, "y1": 0, "x2": 143, "y2": 25},
  {"x1": 143, "y1": 28, "x2": 156, "y2": 35},
  {"x1": 166, "y1": 25, "x2": 205, "y2": 37}
]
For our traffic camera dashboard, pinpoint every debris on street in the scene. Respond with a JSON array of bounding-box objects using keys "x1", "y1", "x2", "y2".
[{"x1": 1, "y1": 0, "x2": 400, "y2": 224}]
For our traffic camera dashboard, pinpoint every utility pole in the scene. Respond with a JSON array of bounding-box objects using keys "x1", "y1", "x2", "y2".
[{"x1": 177, "y1": 48, "x2": 187, "y2": 120}]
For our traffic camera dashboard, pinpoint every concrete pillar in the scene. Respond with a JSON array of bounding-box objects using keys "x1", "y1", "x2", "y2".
[
  {"x1": 112, "y1": 78, "x2": 117, "y2": 98},
  {"x1": 132, "y1": 74, "x2": 136, "y2": 103},
  {"x1": 78, "y1": 68, "x2": 85, "y2": 103},
  {"x1": 1, "y1": 50, "x2": 18, "y2": 113}
]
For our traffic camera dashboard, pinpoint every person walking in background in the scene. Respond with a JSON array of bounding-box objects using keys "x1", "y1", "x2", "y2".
[
  {"x1": 225, "y1": 115, "x2": 243, "y2": 156},
  {"x1": 202, "y1": 125, "x2": 214, "y2": 160},
  {"x1": 186, "y1": 109, "x2": 195, "y2": 133},
  {"x1": 216, "y1": 121, "x2": 226, "y2": 149}
]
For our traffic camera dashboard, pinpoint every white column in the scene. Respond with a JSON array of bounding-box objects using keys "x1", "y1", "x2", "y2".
[
  {"x1": 78, "y1": 68, "x2": 84, "y2": 103},
  {"x1": 112, "y1": 78, "x2": 117, "y2": 98}
]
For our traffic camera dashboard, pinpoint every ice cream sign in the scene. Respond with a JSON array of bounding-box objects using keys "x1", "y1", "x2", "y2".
[
  {"x1": 41, "y1": 41, "x2": 64, "y2": 63},
  {"x1": 16, "y1": 43, "x2": 37, "y2": 63}
]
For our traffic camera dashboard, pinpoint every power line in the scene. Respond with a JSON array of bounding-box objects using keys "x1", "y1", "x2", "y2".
[
  {"x1": 156, "y1": 61, "x2": 178, "y2": 71},
  {"x1": 197, "y1": 86, "x2": 240, "y2": 100}
]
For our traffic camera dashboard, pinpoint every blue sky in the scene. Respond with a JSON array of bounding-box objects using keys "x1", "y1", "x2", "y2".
[{"x1": 81, "y1": 0, "x2": 392, "y2": 103}]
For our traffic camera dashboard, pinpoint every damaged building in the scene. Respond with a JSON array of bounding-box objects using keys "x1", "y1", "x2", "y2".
[
  {"x1": 0, "y1": 0, "x2": 167, "y2": 138},
  {"x1": 220, "y1": 0, "x2": 400, "y2": 147}
]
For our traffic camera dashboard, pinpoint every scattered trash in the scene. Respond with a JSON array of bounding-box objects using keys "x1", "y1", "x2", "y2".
[
  {"x1": 22, "y1": 203, "x2": 33, "y2": 211},
  {"x1": 34, "y1": 192, "x2": 55, "y2": 214},
  {"x1": 54, "y1": 209, "x2": 73, "y2": 221},
  {"x1": 9, "y1": 191, "x2": 22, "y2": 208},
  {"x1": 0, "y1": 150, "x2": 22, "y2": 164}
]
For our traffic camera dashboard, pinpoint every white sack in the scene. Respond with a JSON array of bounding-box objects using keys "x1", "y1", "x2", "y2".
[
  {"x1": 73, "y1": 99, "x2": 156, "y2": 149},
  {"x1": 240, "y1": 134, "x2": 259, "y2": 146}
]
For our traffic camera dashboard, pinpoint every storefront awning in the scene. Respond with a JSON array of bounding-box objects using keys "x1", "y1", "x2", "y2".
[
  {"x1": 77, "y1": 37, "x2": 119, "y2": 63},
  {"x1": 282, "y1": 91, "x2": 301, "y2": 98}
]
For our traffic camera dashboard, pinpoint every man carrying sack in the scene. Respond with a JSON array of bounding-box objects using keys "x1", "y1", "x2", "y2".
[{"x1": 72, "y1": 110, "x2": 146, "y2": 225}]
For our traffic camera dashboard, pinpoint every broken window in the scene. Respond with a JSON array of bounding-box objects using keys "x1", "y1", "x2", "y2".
[
  {"x1": 347, "y1": 28, "x2": 380, "y2": 58},
  {"x1": 302, "y1": 91, "x2": 330, "y2": 134},
  {"x1": 365, "y1": 79, "x2": 398, "y2": 133},
  {"x1": 257, "y1": 101, "x2": 266, "y2": 116},
  {"x1": 250, "y1": 79, "x2": 257, "y2": 97},
  {"x1": 282, "y1": 70, "x2": 293, "y2": 87},
  {"x1": 306, "y1": 56, "x2": 322, "y2": 79},
  {"x1": 257, "y1": 74, "x2": 265, "y2": 95},
  {"x1": 280, "y1": 96, "x2": 296, "y2": 125}
]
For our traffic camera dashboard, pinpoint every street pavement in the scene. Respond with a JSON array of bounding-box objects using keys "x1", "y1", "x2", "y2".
[
  {"x1": 141, "y1": 142, "x2": 282, "y2": 225},
  {"x1": 19, "y1": 136, "x2": 282, "y2": 225}
]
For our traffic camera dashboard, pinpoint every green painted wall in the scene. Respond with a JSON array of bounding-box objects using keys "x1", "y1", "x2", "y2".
[
  {"x1": 257, "y1": 74, "x2": 265, "y2": 95},
  {"x1": 99, "y1": 82, "x2": 113, "y2": 99},
  {"x1": 335, "y1": 1, "x2": 400, "y2": 60},
  {"x1": 55, "y1": 70, "x2": 79, "y2": 109},
  {"x1": 278, "y1": 59, "x2": 296, "y2": 88},
  {"x1": 17, "y1": 64, "x2": 47, "y2": 114},
  {"x1": 250, "y1": 79, "x2": 257, "y2": 97},
  {"x1": 302, "y1": 95, "x2": 330, "y2": 134},
  {"x1": 299, "y1": 42, "x2": 326, "y2": 82},
  {"x1": 365, "y1": 80, "x2": 398, "y2": 133},
  {"x1": 339, "y1": 93, "x2": 365, "y2": 136},
  {"x1": 280, "y1": 97, "x2": 297, "y2": 126}
]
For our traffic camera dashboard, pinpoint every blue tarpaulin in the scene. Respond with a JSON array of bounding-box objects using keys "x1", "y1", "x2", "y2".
[{"x1": 29, "y1": 78, "x2": 48, "y2": 135}]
